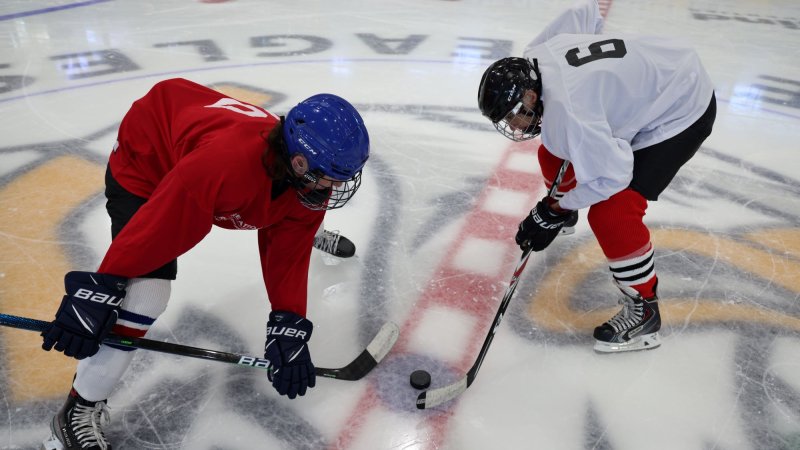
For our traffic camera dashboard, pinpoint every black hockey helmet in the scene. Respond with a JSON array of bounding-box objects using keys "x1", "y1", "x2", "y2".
[{"x1": 478, "y1": 57, "x2": 543, "y2": 141}]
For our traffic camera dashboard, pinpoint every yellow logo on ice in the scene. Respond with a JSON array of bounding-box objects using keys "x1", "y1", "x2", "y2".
[
  {"x1": 0, "y1": 156, "x2": 102, "y2": 401},
  {"x1": 528, "y1": 228, "x2": 800, "y2": 332}
]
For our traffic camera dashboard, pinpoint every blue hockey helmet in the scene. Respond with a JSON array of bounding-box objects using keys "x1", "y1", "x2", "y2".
[{"x1": 283, "y1": 94, "x2": 369, "y2": 210}]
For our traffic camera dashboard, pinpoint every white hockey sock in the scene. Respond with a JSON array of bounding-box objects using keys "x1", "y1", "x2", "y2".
[
  {"x1": 73, "y1": 344, "x2": 136, "y2": 402},
  {"x1": 73, "y1": 278, "x2": 171, "y2": 402}
]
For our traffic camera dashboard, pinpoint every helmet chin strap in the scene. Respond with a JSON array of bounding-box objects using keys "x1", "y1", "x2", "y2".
[
  {"x1": 275, "y1": 133, "x2": 314, "y2": 191},
  {"x1": 289, "y1": 154, "x2": 325, "y2": 191},
  {"x1": 283, "y1": 152, "x2": 336, "y2": 209}
]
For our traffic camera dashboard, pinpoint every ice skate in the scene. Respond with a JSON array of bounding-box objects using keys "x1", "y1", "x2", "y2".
[
  {"x1": 42, "y1": 389, "x2": 112, "y2": 450},
  {"x1": 593, "y1": 285, "x2": 661, "y2": 353},
  {"x1": 313, "y1": 229, "x2": 356, "y2": 258}
]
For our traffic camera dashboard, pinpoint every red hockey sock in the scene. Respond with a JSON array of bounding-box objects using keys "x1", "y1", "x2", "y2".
[{"x1": 588, "y1": 188, "x2": 657, "y2": 297}]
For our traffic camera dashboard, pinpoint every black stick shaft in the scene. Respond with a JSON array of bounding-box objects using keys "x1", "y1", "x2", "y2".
[
  {"x1": 467, "y1": 159, "x2": 569, "y2": 384},
  {"x1": 0, "y1": 312, "x2": 355, "y2": 377},
  {"x1": 417, "y1": 160, "x2": 571, "y2": 409}
]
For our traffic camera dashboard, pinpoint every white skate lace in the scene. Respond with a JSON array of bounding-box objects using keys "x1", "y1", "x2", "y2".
[
  {"x1": 70, "y1": 402, "x2": 111, "y2": 449},
  {"x1": 606, "y1": 297, "x2": 644, "y2": 333},
  {"x1": 314, "y1": 230, "x2": 341, "y2": 254}
]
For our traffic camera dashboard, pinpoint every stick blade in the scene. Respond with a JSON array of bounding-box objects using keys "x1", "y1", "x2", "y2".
[
  {"x1": 316, "y1": 321, "x2": 399, "y2": 381},
  {"x1": 415, "y1": 376, "x2": 468, "y2": 410},
  {"x1": 366, "y1": 321, "x2": 400, "y2": 363}
]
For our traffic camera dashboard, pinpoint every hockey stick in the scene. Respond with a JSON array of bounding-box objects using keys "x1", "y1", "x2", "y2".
[
  {"x1": 0, "y1": 313, "x2": 399, "y2": 381},
  {"x1": 416, "y1": 159, "x2": 570, "y2": 409}
]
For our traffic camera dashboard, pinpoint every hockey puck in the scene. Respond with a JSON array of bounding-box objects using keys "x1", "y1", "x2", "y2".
[{"x1": 410, "y1": 370, "x2": 431, "y2": 389}]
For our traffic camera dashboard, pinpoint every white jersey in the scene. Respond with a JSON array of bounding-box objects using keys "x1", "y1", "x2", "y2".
[{"x1": 523, "y1": 0, "x2": 714, "y2": 210}]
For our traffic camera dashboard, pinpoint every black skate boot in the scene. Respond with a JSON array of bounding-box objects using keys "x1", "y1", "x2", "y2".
[
  {"x1": 313, "y1": 229, "x2": 356, "y2": 258},
  {"x1": 43, "y1": 389, "x2": 112, "y2": 450},
  {"x1": 593, "y1": 283, "x2": 661, "y2": 353},
  {"x1": 561, "y1": 210, "x2": 579, "y2": 235}
]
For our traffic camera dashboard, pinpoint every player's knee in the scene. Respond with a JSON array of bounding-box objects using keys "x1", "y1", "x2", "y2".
[{"x1": 588, "y1": 188, "x2": 648, "y2": 235}]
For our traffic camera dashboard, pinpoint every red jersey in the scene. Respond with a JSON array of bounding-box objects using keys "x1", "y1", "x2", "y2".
[{"x1": 99, "y1": 78, "x2": 324, "y2": 316}]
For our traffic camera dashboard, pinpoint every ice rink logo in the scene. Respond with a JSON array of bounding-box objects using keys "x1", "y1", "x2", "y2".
[
  {"x1": 1, "y1": 81, "x2": 799, "y2": 448},
  {"x1": 691, "y1": 9, "x2": 799, "y2": 30}
]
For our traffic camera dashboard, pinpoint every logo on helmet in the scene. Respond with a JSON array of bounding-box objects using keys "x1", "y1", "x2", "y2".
[
  {"x1": 296, "y1": 137, "x2": 317, "y2": 156},
  {"x1": 506, "y1": 84, "x2": 517, "y2": 102}
]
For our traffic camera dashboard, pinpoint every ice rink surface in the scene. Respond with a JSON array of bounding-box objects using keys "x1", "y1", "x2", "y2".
[{"x1": 1, "y1": 0, "x2": 799, "y2": 448}]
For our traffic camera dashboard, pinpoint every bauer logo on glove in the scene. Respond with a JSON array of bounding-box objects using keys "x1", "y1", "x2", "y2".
[
  {"x1": 531, "y1": 209, "x2": 563, "y2": 229},
  {"x1": 73, "y1": 286, "x2": 124, "y2": 306},
  {"x1": 41, "y1": 271, "x2": 128, "y2": 360},
  {"x1": 515, "y1": 198, "x2": 573, "y2": 252},
  {"x1": 267, "y1": 324, "x2": 309, "y2": 339}
]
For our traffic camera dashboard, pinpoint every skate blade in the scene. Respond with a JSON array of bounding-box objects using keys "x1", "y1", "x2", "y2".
[
  {"x1": 561, "y1": 226, "x2": 575, "y2": 235},
  {"x1": 593, "y1": 332, "x2": 661, "y2": 353},
  {"x1": 319, "y1": 252, "x2": 344, "y2": 266},
  {"x1": 41, "y1": 436, "x2": 64, "y2": 450},
  {"x1": 42, "y1": 416, "x2": 64, "y2": 450}
]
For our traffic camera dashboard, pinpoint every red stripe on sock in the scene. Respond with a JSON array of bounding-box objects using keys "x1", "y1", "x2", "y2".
[
  {"x1": 111, "y1": 324, "x2": 147, "y2": 338},
  {"x1": 631, "y1": 276, "x2": 658, "y2": 299}
]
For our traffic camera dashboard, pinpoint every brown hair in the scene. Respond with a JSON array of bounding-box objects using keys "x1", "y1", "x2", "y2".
[{"x1": 261, "y1": 123, "x2": 291, "y2": 181}]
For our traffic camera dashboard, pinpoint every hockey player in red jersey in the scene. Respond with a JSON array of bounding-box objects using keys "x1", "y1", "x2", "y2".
[
  {"x1": 478, "y1": 0, "x2": 716, "y2": 353},
  {"x1": 40, "y1": 78, "x2": 369, "y2": 449}
]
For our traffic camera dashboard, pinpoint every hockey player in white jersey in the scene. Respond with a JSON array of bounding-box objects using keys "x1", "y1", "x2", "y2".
[{"x1": 478, "y1": 0, "x2": 716, "y2": 352}]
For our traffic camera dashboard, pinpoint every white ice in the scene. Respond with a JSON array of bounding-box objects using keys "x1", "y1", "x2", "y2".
[{"x1": 1, "y1": 0, "x2": 799, "y2": 449}]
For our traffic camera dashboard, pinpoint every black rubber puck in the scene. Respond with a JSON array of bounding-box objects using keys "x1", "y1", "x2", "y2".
[{"x1": 410, "y1": 370, "x2": 431, "y2": 389}]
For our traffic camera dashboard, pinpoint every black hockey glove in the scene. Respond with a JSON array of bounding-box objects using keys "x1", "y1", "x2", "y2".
[
  {"x1": 264, "y1": 311, "x2": 316, "y2": 399},
  {"x1": 41, "y1": 271, "x2": 128, "y2": 360},
  {"x1": 515, "y1": 198, "x2": 573, "y2": 252}
]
